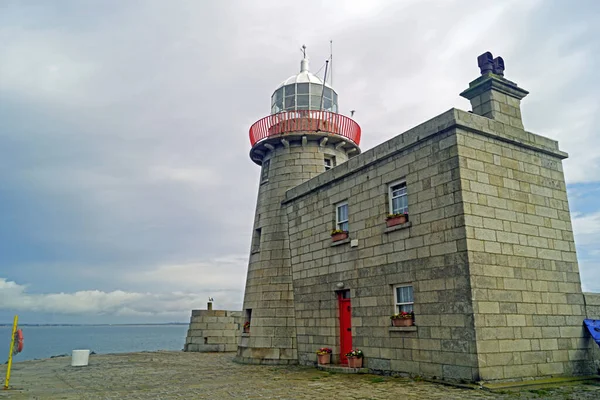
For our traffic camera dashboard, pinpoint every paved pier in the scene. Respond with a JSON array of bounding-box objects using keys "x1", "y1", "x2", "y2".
[{"x1": 1, "y1": 352, "x2": 599, "y2": 399}]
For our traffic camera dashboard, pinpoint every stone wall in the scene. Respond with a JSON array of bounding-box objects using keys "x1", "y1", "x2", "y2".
[
  {"x1": 284, "y1": 110, "x2": 478, "y2": 380},
  {"x1": 584, "y1": 293, "x2": 600, "y2": 319},
  {"x1": 455, "y1": 108, "x2": 595, "y2": 380},
  {"x1": 282, "y1": 106, "x2": 596, "y2": 382},
  {"x1": 583, "y1": 293, "x2": 600, "y2": 373},
  {"x1": 237, "y1": 135, "x2": 352, "y2": 364},
  {"x1": 184, "y1": 309, "x2": 242, "y2": 352}
]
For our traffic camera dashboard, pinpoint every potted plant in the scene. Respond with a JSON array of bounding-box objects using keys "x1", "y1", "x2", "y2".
[
  {"x1": 386, "y1": 212, "x2": 409, "y2": 227},
  {"x1": 316, "y1": 347, "x2": 332, "y2": 365},
  {"x1": 331, "y1": 229, "x2": 349, "y2": 242},
  {"x1": 345, "y1": 349, "x2": 364, "y2": 368},
  {"x1": 390, "y1": 311, "x2": 414, "y2": 327},
  {"x1": 243, "y1": 321, "x2": 250, "y2": 333}
]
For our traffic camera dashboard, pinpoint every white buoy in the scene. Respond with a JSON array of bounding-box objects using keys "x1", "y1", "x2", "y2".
[{"x1": 71, "y1": 349, "x2": 90, "y2": 367}]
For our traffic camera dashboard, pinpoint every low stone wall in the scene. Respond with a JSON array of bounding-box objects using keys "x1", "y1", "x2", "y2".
[
  {"x1": 583, "y1": 292, "x2": 600, "y2": 374},
  {"x1": 584, "y1": 293, "x2": 600, "y2": 319},
  {"x1": 184, "y1": 309, "x2": 242, "y2": 352}
]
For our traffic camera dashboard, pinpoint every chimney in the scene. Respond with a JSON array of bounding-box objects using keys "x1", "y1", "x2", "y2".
[{"x1": 460, "y1": 51, "x2": 529, "y2": 129}]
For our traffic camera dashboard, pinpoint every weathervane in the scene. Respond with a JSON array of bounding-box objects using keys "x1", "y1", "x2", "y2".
[{"x1": 301, "y1": 44, "x2": 307, "y2": 58}]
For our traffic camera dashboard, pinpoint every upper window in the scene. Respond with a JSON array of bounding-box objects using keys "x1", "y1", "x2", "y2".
[
  {"x1": 271, "y1": 83, "x2": 339, "y2": 114},
  {"x1": 394, "y1": 285, "x2": 414, "y2": 313},
  {"x1": 261, "y1": 160, "x2": 270, "y2": 183},
  {"x1": 324, "y1": 155, "x2": 336, "y2": 171},
  {"x1": 336, "y1": 202, "x2": 349, "y2": 232},
  {"x1": 389, "y1": 181, "x2": 408, "y2": 215},
  {"x1": 251, "y1": 228, "x2": 262, "y2": 253}
]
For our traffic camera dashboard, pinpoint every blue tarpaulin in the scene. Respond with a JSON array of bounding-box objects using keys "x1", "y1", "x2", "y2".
[{"x1": 584, "y1": 319, "x2": 600, "y2": 347}]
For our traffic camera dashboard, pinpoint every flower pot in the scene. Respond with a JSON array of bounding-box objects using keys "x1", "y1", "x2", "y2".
[
  {"x1": 392, "y1": 318, "x2": 413, "y2": 327},
  {"x1": 317, "y1": 353, "x2": 331, "y2": 365},
  {"x1": 347, "y1": 356, "x2": 363, "y2": 368},
  {"x1": 386, "y1": 215, "x2": 407, "y2": 227},
  {"x1": 243, "y1": 327, "x2": 250, "y2": 333},
  {"x1": 331, "y1": 232, "x2": 348, "y2": 242}
]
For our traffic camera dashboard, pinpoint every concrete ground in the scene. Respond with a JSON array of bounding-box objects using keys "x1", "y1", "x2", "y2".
[{"x1": 1, "y1": 352, "x2": 599, "y2": 399}]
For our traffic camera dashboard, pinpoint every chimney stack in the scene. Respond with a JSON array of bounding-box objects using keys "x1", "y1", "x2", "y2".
[{"x1": 460, "y1": 51, "x2": 529, "y2": 129}]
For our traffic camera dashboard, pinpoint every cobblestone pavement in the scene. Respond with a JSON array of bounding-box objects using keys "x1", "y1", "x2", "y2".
[{"x1": 1, "y1": 352, "x2": 599, "y2": 399}]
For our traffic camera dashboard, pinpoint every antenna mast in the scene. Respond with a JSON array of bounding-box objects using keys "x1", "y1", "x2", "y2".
[
  {"x1": 329, "y1": 40, "x2": 333, "y2": 86},
  {"x1": 319, "y1": 60, "x2": 329, "y2": 111}
]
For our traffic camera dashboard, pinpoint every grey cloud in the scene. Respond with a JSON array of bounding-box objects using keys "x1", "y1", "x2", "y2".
[{"x1": 1, "y1": 0, "x2": 599, "y2": 322}]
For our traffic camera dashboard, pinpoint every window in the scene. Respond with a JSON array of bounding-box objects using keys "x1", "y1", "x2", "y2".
[
  {"x1": 297, "y1": 83, "x2": 309, "y2": 94},
  {"x1": 310, "y1": 95, "x2": 322, "y2": 109},
  {"x1": 389, "y1": 181, "x2": 408, "y2": 215},
  {"x1": 244, "y1": 309, "x2": 252, "y2": 332},
  {"x1": 252, "y1": 228, "x2": 262, "y2": 253},
  {"x1": 270, "y1": 83, "x2": 338, "y2": 114},
  {"x1": 271, "y1": 88, "x2": 284, "y2": 114},
  {"x1": 394, "y1": 285, "x2": 414, "y2": 313},
  {"x1": 296, "y1": 94, "x2": 309, "y2": 109},
  {"x1": 285, "y1": 84, "x2": 295, "y2": 96},
  {"x1": 261, "y1": 160, "x2": 270, "y2": 183},
  {"x1": 336, "y1": 202, "x2": 349, "y2": 232},
  {"x1": 324, "y1": 155, "x2": 336, "y2": 171},
  {"x1": 284, "y1": 96, "x2": 295, "y2": 110}
]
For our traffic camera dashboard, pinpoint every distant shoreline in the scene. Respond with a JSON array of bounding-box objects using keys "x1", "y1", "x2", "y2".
[{"x1": 0, "y1": 323, "x2": 188, "y2": 327}]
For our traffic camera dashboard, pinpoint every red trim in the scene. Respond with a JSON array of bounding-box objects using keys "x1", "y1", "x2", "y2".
[{"x1": 249, "y1": 110, "x2": 361, "y2": 147}]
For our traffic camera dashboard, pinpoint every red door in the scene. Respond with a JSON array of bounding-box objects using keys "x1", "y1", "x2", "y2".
[{"x1": 338, "y1": 291, "x2": 352, "y2": 364}]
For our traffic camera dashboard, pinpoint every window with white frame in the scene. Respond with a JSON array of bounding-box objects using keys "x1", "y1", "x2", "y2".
[
  {"x1": 389, "y1": 181, "x2": 408, "y2": 215},
  {"x1": 324, "y1": 155, "x2": 336, "y2": 171},
  {"x1": 394, "y1": 285, "x2": 414, "y2": 313},
  {"x1": 336, "y1": 202, "x2": 349, "y2": 232}
]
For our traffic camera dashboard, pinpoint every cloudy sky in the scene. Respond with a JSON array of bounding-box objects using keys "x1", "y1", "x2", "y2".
[{"x1": 0, "y1": 0, "x2": 598, "y2": 324}]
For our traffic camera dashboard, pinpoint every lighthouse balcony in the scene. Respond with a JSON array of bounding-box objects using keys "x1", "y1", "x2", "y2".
[{"x1": 249, "y1": 110, "x2": 361, "y2": 164}]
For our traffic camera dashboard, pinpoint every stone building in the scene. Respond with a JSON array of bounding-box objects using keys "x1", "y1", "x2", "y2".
[{"x1": 186, "y1": 51, "x2": 600, "y2": 382}]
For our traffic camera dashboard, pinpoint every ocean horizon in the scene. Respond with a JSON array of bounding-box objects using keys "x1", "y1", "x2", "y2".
[{"x1": 1, "y1": 324, "x2": 189, "y2": 362}]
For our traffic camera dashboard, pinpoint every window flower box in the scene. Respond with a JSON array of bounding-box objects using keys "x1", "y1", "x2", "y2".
[
  {"x1": 391, "y1": 311, "x2": 414, "y2": 327},
  {"x1": 392, "y1": 318, "x2": 414, "y2": 327},
  {"x1": 386, "y1": 213, "x2": 408, "y2": 227},
  {"x1": 331, "y1": 229, "x2": 349, "y2": 242}
]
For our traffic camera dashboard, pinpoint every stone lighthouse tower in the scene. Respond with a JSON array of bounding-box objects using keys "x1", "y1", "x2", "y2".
[{"x1": 235, "y1": 50, "x2": 362, "y2": 364}]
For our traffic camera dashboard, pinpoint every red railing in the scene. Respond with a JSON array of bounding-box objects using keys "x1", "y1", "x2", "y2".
[{"x1": 249, "y1": 110, "x2": 361, "y2": 147}]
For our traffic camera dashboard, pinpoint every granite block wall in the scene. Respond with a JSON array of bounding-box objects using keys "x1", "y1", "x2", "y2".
[
  {"x1": 585, "y1": 293, "x2": 600, "y2": 319},
  {"x1": 282, "y1": 106, "x2": 596, "y2": 382},
  {"x1": 452, "y1": 108, "x2": 596, "y2": 380},
  {"x1": 237, "y1": 135, "x2": 352, "y2": 364},
  {"x1": 184, "y1": 309, "x2": 242, "y2": 352},
  {"x1": 283, "y1": 111, "x2": 479, "y2": 381}
]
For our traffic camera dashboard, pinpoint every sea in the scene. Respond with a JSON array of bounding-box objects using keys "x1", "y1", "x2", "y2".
[{"x1": 0, "y1": 324, "x2": 189, "y2": 363}]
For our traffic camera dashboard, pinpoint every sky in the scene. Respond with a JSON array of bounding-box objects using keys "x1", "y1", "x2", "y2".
[{"x1": 0, "y1": 0, "x2": 599, "y2": 324}]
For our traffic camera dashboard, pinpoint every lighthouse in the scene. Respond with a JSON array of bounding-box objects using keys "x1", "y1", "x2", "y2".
[{"x1": 236, "y1": 49, "x2": 362, "y2": 364}]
